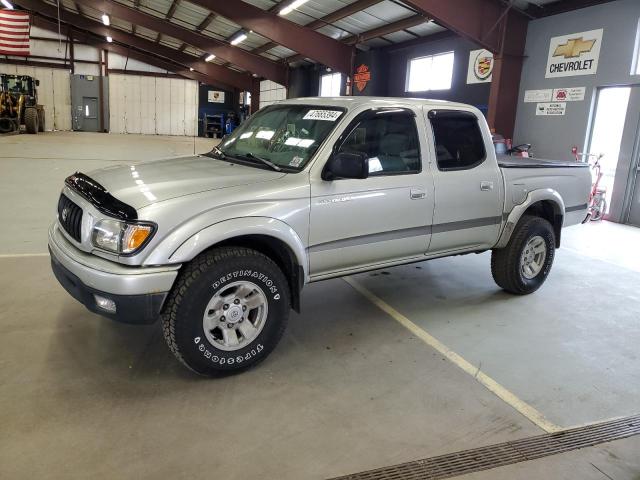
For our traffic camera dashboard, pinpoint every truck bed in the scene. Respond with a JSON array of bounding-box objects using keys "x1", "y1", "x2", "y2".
[{"x1": 497, "y1": 156, "x2": 590, "y2": 169}]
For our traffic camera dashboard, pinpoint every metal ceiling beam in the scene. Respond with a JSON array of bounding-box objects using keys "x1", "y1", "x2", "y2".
[
  {"x1": 16, "y1": 0, "x2": 252, "y2": 90},
  {"x1": 343, "y1": 15, "x2": 428, "y2": 45},
  {"x1": 400, "y1": 0, "x2": 527, "y2": 55},
  {"x1": 32, "y1": 16, "x2": 220, "y2": 87},
  {"x1": 189, "y1": 0, "x2": 354, "y2": 74},
  {"x1": 165, "y1": 0, "x2": 180, "y2": 19},
  {"x1": 251, "y1": 0, "x2": 383, "y2": 56},
  {"x1": 285, "y1": 14, "x2": 428, "y2": 64},
  {"x1": 70, "y1": 0, "x2": 286, "y2": 84},
  {"x1": 525, "y1": 0, "x2": 616, "y2": 17}
]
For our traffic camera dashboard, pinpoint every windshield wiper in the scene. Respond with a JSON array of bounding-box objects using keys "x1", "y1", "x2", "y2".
[
  {"x1": 210, "y1": 144, "x2": 226, "y2": 159},
  {"x1": 238, "y1": 152, "x2": 282, "y2": 172}
]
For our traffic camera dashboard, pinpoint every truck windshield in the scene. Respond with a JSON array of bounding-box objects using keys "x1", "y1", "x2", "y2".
[{"x1": 211, "y1": 105, "x2": 346, "y2": 171}]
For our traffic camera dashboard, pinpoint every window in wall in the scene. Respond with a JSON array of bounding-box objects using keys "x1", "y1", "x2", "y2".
[
  {"x1": 259, "y1": 80, "x2": 286, "y2": 109},
  {"x1": 429, "y1": 110, "x2": 486, "y2": 171},
  {"x1": 633, "y1": 18, "x2": 640, "y2": 75},
  {"x1": 406, "y1": 52, "x2": 454, "y2": 92},
  {"x1": 319, "y1": 72, "x2": 342, "y2": 97},
  {"x1": 336, "y1": 110, "x2": 421, "y2": 175}
]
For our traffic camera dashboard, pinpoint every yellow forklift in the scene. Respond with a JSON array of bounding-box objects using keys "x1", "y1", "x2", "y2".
[{"x1": 0, "y1": 74, "x2": 45, "y2": 134}]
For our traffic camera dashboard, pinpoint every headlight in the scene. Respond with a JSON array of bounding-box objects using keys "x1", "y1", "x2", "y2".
[{"x1": 92, "y1": 219, "x2": 156, "y2": 255}]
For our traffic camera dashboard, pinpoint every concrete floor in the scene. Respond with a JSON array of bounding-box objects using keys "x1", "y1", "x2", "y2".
[{"x1": 1, "y1": 132, "x2": 639, "y2": 479}]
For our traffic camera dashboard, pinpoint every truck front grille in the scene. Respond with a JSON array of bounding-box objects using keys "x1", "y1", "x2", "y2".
[{"x1": 57, "y1": 194, "x2": 83, "y2": 242}]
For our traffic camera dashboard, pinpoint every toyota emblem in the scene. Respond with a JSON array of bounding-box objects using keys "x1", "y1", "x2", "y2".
[{"x1": 61, "y1": 207, "x2": 69, "y2": 222}]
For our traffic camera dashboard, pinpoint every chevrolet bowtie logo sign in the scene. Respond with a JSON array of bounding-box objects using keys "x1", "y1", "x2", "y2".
[
  {"x1": 546, "y1": 29, "x2": 602, "y2": 78},
  {"x1": 553, "y1": 37, "x2": 596, "y2": 59}
]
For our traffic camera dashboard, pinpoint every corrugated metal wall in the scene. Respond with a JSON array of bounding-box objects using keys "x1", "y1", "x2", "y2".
[
  {"x1": 108, "y1": 74, "x2": 197, "y2": 136},
  {"x1": 259, "y1": 80, "x2": 287, "y2": 109},
  {"x1": 0, "y1": 63, "x2": 71, "y2": 131}
]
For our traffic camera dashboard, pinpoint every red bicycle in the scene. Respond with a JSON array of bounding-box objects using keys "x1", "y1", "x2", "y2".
[{"x1": 573, "y1": 149, "x2": 606, "y2": 222}]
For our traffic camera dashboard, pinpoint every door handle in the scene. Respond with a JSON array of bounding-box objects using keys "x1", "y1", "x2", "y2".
[
  {"x1": 410, "y1": 188, "x2": 426, "y2": 200},
  {"x1": 480, "y1": 181, "x2": 494, "y2": 191}
]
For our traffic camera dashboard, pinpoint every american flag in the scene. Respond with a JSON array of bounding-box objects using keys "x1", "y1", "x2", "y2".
[{"x1": 0, "y1": 9, "x2": 31, "y2": 56}]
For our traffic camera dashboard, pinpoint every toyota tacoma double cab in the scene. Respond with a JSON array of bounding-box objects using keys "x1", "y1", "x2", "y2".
[{"x1": 49, "y1": 97, "x2": 592, "y2": 375}]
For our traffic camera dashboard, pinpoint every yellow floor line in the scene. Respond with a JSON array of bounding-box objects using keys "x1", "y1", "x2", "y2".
[
  {"x1": 0, "y1": 253, "x2": 49, "y2": 259},
  {"x1": 344, "y1": 276, "x2": 562, "y2": 434}
]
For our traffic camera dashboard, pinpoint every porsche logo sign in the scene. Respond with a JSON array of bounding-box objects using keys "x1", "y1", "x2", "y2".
[
  {"x1": 353, "y1": 64, "x2": 371, "y2": 93},
  {"x1": 546, "y1": 29, "x2": 603, "y2": 78}
]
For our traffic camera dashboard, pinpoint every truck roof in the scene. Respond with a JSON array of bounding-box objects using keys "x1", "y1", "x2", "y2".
[{"x1": 275, "y1": 96, "x2": 477, "y2": 112}]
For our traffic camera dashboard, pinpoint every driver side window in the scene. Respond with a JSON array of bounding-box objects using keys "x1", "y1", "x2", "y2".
[{"x1": 336, "y1": 111, "x2": 421, "y2": 176}]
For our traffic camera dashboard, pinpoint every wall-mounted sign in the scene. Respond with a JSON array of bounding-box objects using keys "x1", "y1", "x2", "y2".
[
  {"x1": 208, "y1": 90, "x2": 225, "y2": 103},
  {"x1": 353, "y1": 64, "x2": 371, "y2": 92},
  {"x1": 536, "y1": 102, "x2": 567, "y2": 116},
  {"x1": 467, "y1": 49, "x2": 494, "y2": 84},
  {"x1": 552, "y1": 87, "x2": 586, "y2": 102},
  {"x1": 524, "y1": 89, "x2": 553, "y2": 102},
  {"x1": 545, "y1": 29, "x2": 603, "y2": 78}
]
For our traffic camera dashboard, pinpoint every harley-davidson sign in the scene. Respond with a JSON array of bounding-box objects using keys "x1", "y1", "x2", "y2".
[
  {"x1": 353, "y1": 64, "x2": 371, "y2": 92},
  {"x1": 545, "y1": 29, "x2": 603, "y2": 78}
]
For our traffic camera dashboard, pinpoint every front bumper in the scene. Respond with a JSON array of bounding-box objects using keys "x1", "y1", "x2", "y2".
[{"x1": 49, "y1": 223, "x2": 180, "y2": 324}]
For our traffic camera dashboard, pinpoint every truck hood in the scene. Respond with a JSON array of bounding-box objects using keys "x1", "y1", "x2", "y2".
[{"x1": 87, "y1": 155, "x2": 286, "y2": 210}]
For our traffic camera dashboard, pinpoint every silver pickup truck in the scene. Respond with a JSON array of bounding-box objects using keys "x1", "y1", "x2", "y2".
[{"x1": 49, "y1": 97, "x2": 591, "y2": 375}]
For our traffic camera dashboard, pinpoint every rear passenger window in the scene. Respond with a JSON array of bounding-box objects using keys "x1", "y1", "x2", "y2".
[
  {"x1": 337, "y1": 110, "x2": 421, "y2": 175},
  {"x1": 429, "y1": 110, "x2": 486, "y2": 171}
]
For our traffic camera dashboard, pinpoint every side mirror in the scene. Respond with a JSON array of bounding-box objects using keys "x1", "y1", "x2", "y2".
[{"x1": 322, "y1": 151, "x2": 369, "y2": 181}]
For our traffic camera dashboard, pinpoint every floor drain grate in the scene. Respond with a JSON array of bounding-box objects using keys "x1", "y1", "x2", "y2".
[{"x1": 330, "y1": 414, "x2": 640, "y2": 480}]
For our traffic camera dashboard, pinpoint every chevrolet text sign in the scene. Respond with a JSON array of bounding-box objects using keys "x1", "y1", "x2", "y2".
[{"x1": 545, "y1": 29, "x2": 603, "y2": 78}]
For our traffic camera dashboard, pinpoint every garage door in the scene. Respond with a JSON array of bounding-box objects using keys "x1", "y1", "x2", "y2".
[
  {"x1": 0, "y1": 63, "x2": 72, "y2": 131},
  {"x1": 108, "y1": 74, "x2": 197, "y2": 136}
]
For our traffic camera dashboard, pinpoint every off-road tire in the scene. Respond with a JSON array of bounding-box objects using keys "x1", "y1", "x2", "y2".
[
  {"x1": 24, "y1": 107, "x2": 38, "y2": 134},
  {"x1": 491, "y1": 215, "x2": 556, "y2": 295},
  {"x1": 0, "y1": 117, "x2": 14, "y2": 133},
  {"x1": 37, "y1": 108, "x2": 45, "y2": 132},
  {"x1": 161, "y1": 247, "x2": 290, "y2": 376}
]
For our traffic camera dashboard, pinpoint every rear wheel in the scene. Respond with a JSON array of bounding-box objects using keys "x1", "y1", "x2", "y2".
[
  {"x1": 591, "y1": 197, "x2": 606, "y2": 221},
  {"x1": 37, "y1": 108, "x2": 45, "y2": 132},
  {"x1": 161, "y1": 247, "x2": 290, "y2": 376},
  {"x1": 491, "y1": 215, "x2": 556, "y2": 294},
  {"x1": 24, "y1": 107, "x2": 38, "y2": 134},
  {"x1": 0, "y1": 117, "x2": 14, "y2": 133}
]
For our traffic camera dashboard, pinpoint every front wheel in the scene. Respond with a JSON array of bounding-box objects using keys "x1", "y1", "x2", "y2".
[
  {"x1": 24, "y1": 107, "x2": 39, "y2": 134},
  {"x1": 491, "y1": 215, "x2": 556, "y2": 295},
  {"x1": 161, "y1": 247, "x2": 290, "y2": 376}
]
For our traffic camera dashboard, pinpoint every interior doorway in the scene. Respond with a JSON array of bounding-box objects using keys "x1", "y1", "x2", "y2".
[{"x1": 587, "y1": 87, "x2": 631, "y2": 216}]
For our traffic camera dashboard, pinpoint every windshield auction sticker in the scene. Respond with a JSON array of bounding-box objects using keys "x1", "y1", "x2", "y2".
[
  {"x1": 545, "y1": 29, "x2": 603, "y2": 78},
  {"x1": 303, "y1": 110, "x2": 343, "y2": 121}
]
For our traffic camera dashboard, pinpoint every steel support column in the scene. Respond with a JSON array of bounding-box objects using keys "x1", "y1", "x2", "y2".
[
  {"x1": 403, "y1": 0, "x2": 528, "y2": 137},
  {"x1": 250, "y1": 78, "x2": 260, "y2": 116}
]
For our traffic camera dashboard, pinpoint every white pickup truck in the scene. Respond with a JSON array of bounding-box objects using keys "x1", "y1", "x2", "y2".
[{"x1": 49, "y1": 97, "x2": 591, "y2": 375}]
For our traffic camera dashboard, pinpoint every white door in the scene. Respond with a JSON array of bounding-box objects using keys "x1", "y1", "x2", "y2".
[
  {"x1": 309, "y1": 108, "x2": 434, "y2": 277},
  {"x1": 425, "y1": 108, "x2": 503, "y2": 253}
]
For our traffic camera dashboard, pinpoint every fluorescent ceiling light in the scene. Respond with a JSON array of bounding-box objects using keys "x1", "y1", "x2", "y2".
[
  {"x1": 189, "y1": 67, "x2": 194, "y2": 71},
  {"x1": 101, "y1": 14, "x2": 110, "y2": 26},
  {"x1": 279, "y1": 0, "x2": 309, "y2": 16},
  {"x1": 1, "y1": 0, "x2": 14, "y2": 9},
  {"x1": 106, "y1": 36, "x2": 113, "y2": 43},
  {"x1": 205, "y1": 53, "x2": 215, "y2": 62},
  {"x1": 230, "y1": 32, "x2": 247, "y2": 46}
]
